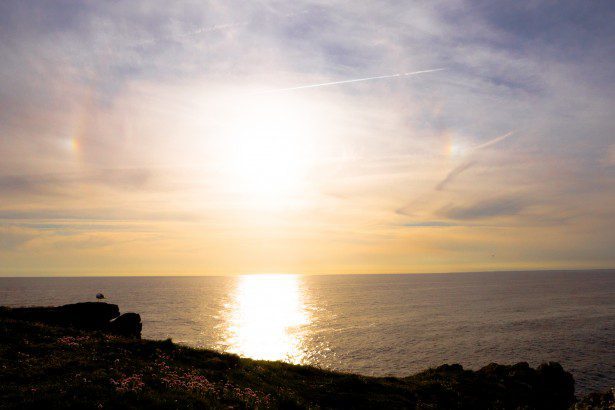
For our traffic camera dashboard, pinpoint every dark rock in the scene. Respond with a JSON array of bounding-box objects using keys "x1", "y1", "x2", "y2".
[
  {"x1": 0, "y1": 303, "x2": 141, "y2": 338},
  {"x1": 408, "y1": 361, "x2": 576, "y2": 409},
  {"x1": 109, "y1": 312, "x2": 142, "y2": 338},
  {"x1": 0, "y1": 302, "x2": 120, "y2": 329},
  {"x1": 475, "y1": 361, "x2": 575, "y2": 409},
  {"x1": 435, "y1": 363, "x2": 464, "y2": 373},
  {"x1": 536, "y1": 362, "x2": 576, "y2": 408}
]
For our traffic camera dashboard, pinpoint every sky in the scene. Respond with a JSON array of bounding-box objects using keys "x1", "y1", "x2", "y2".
[{"x1": 1, "y1": 1, "x2": 614, "y2": 276}]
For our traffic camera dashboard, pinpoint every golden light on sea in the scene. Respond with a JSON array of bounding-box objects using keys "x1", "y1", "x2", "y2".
[{"x1": 221, "y1": 274, "x2": 309, "y2": 363}]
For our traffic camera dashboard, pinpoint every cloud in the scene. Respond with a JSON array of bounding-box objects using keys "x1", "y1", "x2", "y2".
[
  {"x1": 0, "y1": 208, "x2": 197, "y2": 223},
  {"x1": 436, "y1": 131, "x2": 515, "y2": 191},
  {"x1": 0, "y1": 225, "x2": 36, "y2": 250},
  {"x1": 436, "y1": 161, "x2": 476, "y2": 191},
  {"x1": 604, "y1": 144, "x2": 615, "y2": 167},
  {"x1": 438, "y1": 197, "x2": 526, "y2": 220},
  {"x1": 402, "y1": 221, "x2": 458, "y2": 227},
  {"x1": 0, "y1": 169, "x2": 154, "y2": 197},
  {"x1": 0, "y1": 175, "x2": 47, "y2": 195}
]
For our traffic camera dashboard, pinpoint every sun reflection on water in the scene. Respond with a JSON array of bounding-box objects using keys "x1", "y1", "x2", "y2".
[{"x1": 221, "y1": 274, "x2": 309, "y2": 363}]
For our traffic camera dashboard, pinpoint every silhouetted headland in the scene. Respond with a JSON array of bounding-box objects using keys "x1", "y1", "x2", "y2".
[
  {"x1": 0, "y1": 303, "x2": 612, "y2": 409},
  {"x1": 0, "y1": 302, "x2": 142, "y2": 338}
]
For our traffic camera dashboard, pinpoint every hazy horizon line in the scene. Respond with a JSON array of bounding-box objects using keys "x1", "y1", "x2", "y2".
[{"x1": 1, "y1": 268, "x2": 613, "y2": 279}]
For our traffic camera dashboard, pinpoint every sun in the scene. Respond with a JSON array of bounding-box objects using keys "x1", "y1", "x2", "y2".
[{"x1": 220, "y1": 95, "x2": 319, "y2": 208}]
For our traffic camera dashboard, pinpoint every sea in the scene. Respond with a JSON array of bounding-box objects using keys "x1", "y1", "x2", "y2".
[{"x1": 1, "y1": 270, "x2": 613, "y2": 394}]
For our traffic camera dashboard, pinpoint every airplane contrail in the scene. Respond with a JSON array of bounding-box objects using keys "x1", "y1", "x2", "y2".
[
  {"x1": 472, "y1": 131, "x2": 515, "y2": 151},
  {"x1": 260, "y1": 68, "x2": 445, "y2": 93}
]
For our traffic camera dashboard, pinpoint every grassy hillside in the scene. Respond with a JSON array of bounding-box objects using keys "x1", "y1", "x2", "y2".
[{"x1": 0, "y1": 317, "x2": 601, "y2": 409}]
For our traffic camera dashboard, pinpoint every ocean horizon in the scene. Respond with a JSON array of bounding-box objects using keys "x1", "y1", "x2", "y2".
[{"x1": 2, "y1": 270, "x2": 613, "y2": 394}]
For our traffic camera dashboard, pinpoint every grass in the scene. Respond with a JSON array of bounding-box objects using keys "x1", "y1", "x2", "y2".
[{"x1": 0, "y1": 318, "x2": 582, "y2": 409}]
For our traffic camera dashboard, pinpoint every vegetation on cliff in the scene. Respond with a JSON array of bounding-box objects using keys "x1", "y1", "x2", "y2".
[{"x1": 0, "y1": 304, "x2": 609, "y2": 409}]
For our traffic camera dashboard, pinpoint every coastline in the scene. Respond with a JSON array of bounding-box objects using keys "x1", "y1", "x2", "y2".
[{"x1": 1, "y1": 303, "x2": 612, "y2": 409}]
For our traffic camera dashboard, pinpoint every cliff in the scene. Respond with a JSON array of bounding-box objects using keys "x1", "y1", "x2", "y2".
[{"x1": 0, "y1": 303, "x2": 610, "y2": 409}]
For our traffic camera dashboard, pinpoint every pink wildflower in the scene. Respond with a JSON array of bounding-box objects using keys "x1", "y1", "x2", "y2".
[
  {"x1": 110, "y1": 373, "x2": 145, "y2": 393},
  {"x1": 56, "y1": 335, "x2": 90, "y2": 347}
]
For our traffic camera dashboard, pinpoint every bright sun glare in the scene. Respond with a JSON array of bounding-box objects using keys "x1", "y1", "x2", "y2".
[{"x1": 221, "y1": 95, "x2": 320, "y2": 207}]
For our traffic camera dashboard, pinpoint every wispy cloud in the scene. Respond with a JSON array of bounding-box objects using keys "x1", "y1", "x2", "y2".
[
  {"x1": 438, "y1": 197, "x2": 526, "y2": 220},
  {"x1": 402, "y1": 221, "x2": 458, "y2": 227},
  {"x1": 0, "y1": 169, "x2": 154, "y2": 197},
  {"x1": 436, "y1": 161, "x2": 476, "y2": 191},
  {"x1": 436, "y1": 131, "x2": 516, "y2": 191}
]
